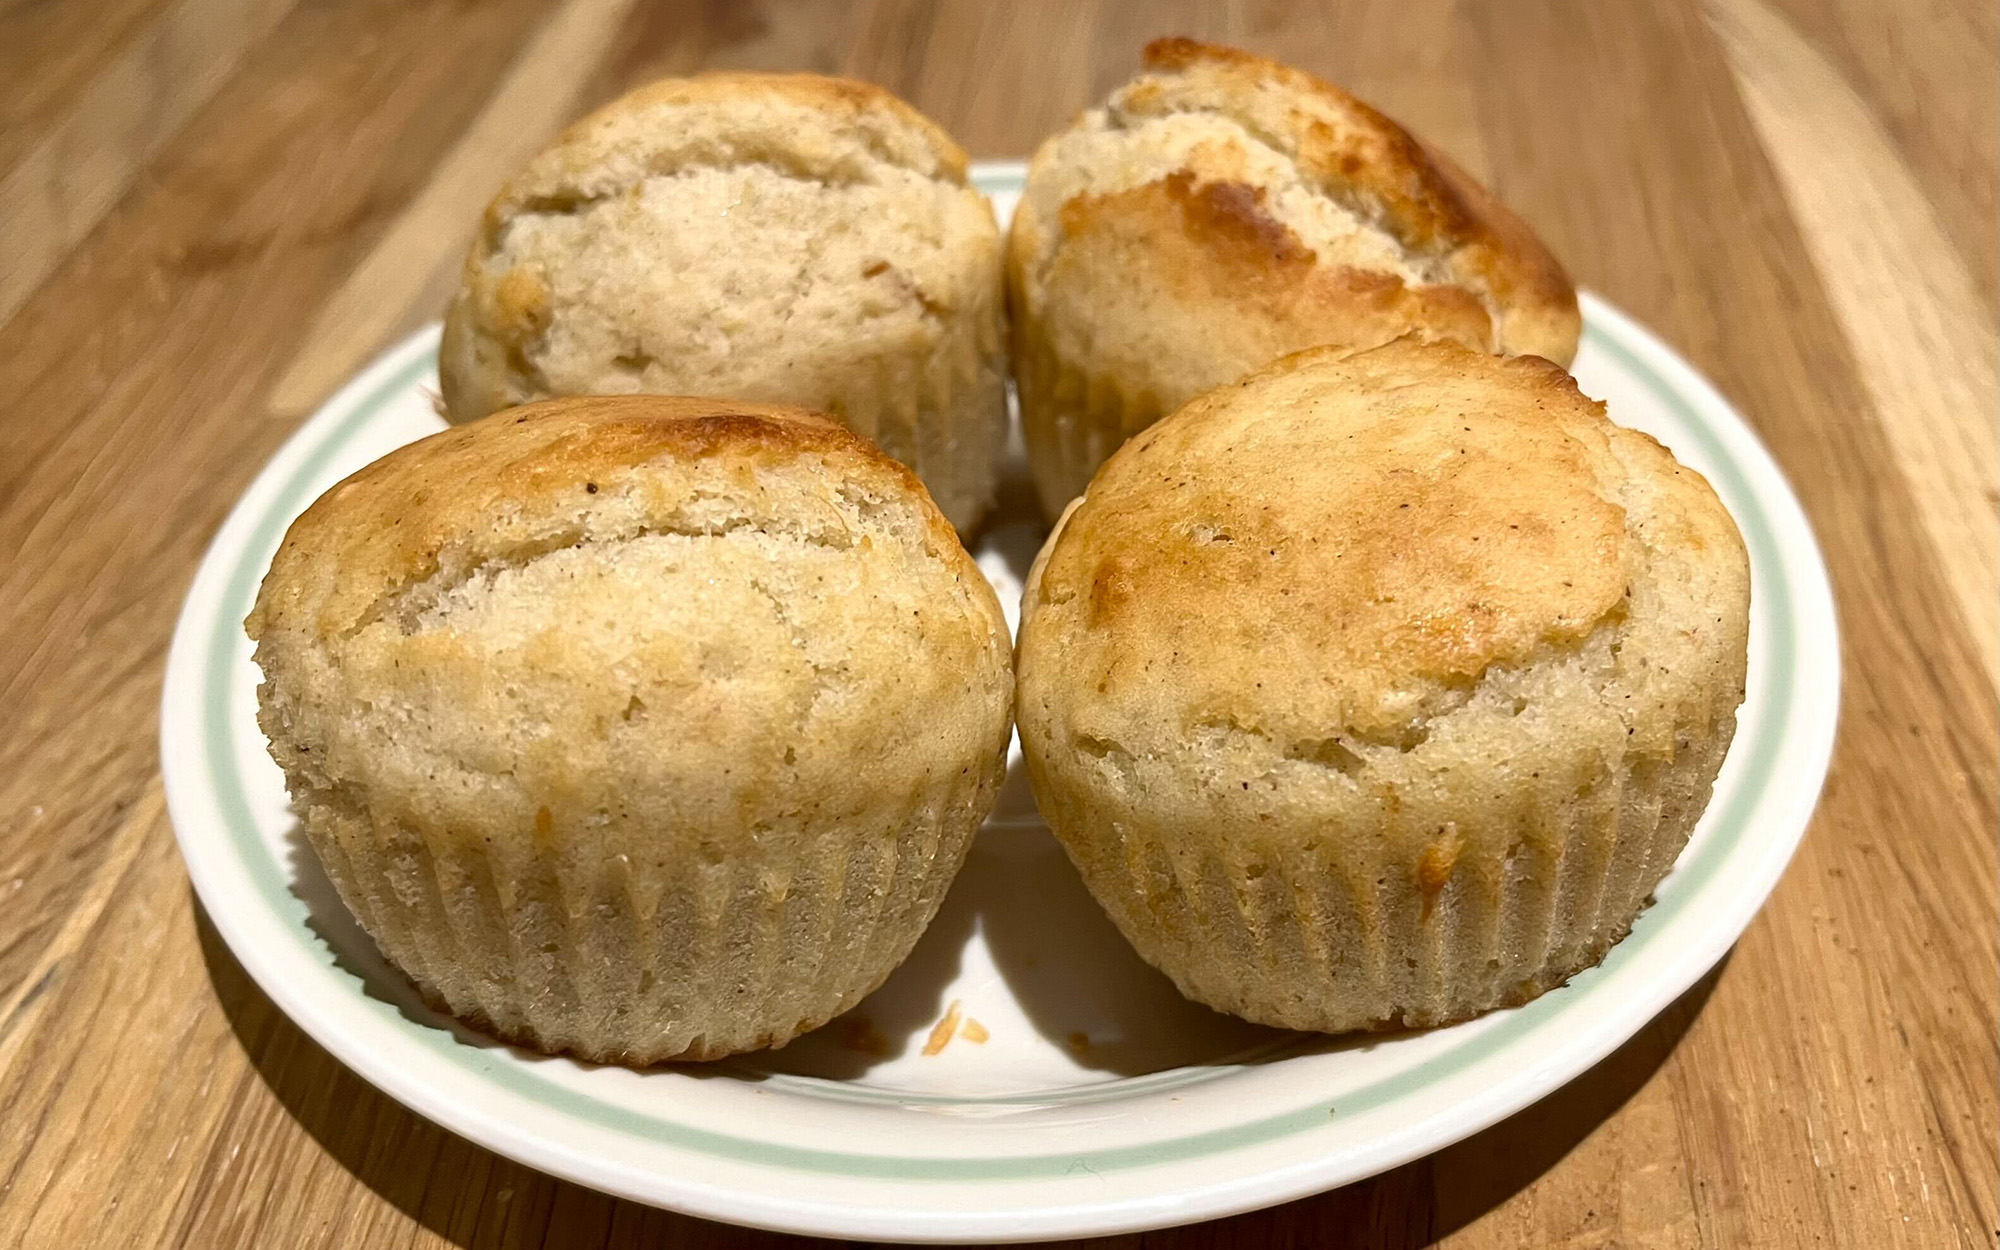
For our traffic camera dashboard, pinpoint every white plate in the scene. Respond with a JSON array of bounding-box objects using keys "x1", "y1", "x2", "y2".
[{"x1": 161, "y1": 161, "x2": 1839, "y2": 1243}]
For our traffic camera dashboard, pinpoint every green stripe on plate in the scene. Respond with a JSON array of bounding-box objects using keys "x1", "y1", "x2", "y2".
[{"x1": 200, "y1": 317, "x2": 1799, "y2": 1178}]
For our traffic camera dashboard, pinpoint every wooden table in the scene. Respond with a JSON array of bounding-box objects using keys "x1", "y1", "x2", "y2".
[{"x1": 2, "y1": 1, "x2": 1993, "y2": 1245}]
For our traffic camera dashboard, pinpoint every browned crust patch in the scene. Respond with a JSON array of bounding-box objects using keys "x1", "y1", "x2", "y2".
[
  {"x1": 1108, "y1": 36, "x2": 1578, "y2": 359},
  {"x1": 247, "y1": 394, "x2": 949, "y2": 645},
  {"x1": 1035, "y1": 338, "x2": 1631, "y2": 743},
  {"x1": 1052, "y1": 170, "x2": 1497, "y2": 371}
]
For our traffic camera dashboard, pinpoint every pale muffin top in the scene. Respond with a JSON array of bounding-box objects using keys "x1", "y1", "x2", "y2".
[{"x1": 438, "y1": 73, "x2": 1002, "y2": 429}]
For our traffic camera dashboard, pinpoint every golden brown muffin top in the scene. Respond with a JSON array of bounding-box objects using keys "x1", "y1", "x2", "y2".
[
  {"x1": 1025, "y1": 337, "x2": 1742, "y2": 748},
  {"x1": 1010, "y1": 37, "x2": 1581, "y2": 375},
  {"x1": 1132, "y1": 39, "x2": 1562, "y2": 284},
  {"x1": 250, "y1": 395, "x2": 956, "y2": 643},
  {"x1": 248, "y1": 394, "x2": 1014, "y2": 857}
]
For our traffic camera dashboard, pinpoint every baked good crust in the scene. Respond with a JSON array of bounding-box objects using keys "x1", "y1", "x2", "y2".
[
  {"x1": 1130, "y1": 38, "x2": 1577, "y2": 358},
  {"x1": 250, "y1": 395, "x2": 962, "y2": 642},
  {"x1": 1010, "y1": 37, "x2": 1579, "y2": 368},
  {"x1": 1017, "y1": 337, "x2": 1749, "y2": 1033},
  {"x1": 249, "y1": 395, "x2": 1014, "y2": 1063},
  {"x1": 438, "y1": 73, "x2": 1007, "y2": 531},
  {"x1": 1007, "y1": 37, "x2": 1582, "y2": 513},
  {"x1": 477, "y1": 72, "x2": 971, "y2": 227}
]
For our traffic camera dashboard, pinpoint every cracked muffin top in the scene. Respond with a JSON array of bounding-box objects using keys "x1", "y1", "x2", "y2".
[
  {"x1": 246, "y1": 394, "x2": 1013, "y2": 855},
  {"x1": 435, "y1": 73, "x2": 1007, "y2": 528},
  {"x1": 1007, "y1": 38, "x2": 1581, "y2": 412},
  {"x1": 1018, "y1": 336, "x2": 1747, "y2": 810}
]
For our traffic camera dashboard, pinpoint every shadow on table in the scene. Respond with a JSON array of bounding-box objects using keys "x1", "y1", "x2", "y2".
[{"x1": 197, "y1": 892, "x2": 1723, "y2": 1250}]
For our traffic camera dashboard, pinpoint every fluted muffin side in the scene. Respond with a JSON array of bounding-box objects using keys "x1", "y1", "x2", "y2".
[
  {"x1": 250, "y1": 396, "x2": 1015, "y2": 1062},
  {"x1": 1016, "y1": 340, "x2": 1749, "y2": 1034}
]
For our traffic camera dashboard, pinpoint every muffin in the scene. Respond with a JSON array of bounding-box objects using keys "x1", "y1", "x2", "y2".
[
  {"x1": 1016, "y1": 338, "x2": 1750, "y2": 1033},
  {"x1": 247, "y1": 396, "x2": 1014, "y2": 1063},
  {"x1": 1007, "y1": 38, "x2": 1582, "y2": 515},
  {"x1": 439, "y1": 73, "x2": 1008, "y2": 532}
]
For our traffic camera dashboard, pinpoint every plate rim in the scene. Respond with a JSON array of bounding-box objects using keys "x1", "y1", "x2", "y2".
[{"x1": 159, "y1": 160, "x2": 1840, "y2": 1241}]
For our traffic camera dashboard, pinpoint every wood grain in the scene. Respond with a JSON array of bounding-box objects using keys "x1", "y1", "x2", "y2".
[
  {"x1": 266, "y1": 0, "x2": 638, "y2": 417},
  {"x1": 1761, "y1": 0, "x2": 1999, "y2": 309},
  {"x1": 1710, "y1": 0, "x2": 2000, "y2": 684},
  {"x1": 0, "y1": 1, "x2": 1992, "y2": 1247},
  {"x1": 0, "y1": 0, "x2": 300, "y2": 326},
  {"x1": 0, "y1": 0, "x2": 169, "y2": 174}
]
